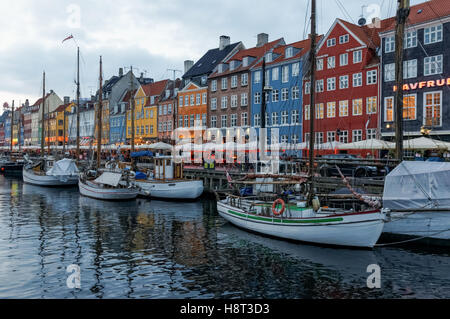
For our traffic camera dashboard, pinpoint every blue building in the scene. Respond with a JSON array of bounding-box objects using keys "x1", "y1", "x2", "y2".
[
  {"x1": 380, "y1": 0, "x2": 450, "y2": 144},
  {"x1": 250, "y1": 40, "x2": 311, "y2": 156}
]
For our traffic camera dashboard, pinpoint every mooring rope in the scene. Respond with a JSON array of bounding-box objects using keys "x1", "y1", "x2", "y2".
[{"x1": 375, "y1": 228, "x2": 450, "y2": 247}]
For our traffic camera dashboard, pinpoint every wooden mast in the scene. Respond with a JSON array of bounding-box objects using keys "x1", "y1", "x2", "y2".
[
  {"x1": 307, "y1": 0, "x2": 317, "y2": 205},
  {"x1": 10, "y1": 100, "x2": 14, "y2": 153},
  {"x1": 47, "y1": 97, "x2": 50, "y2": 154},
  {"x1": 76, "y1": 47, "x2": 80, "y2": 161},
  {"x1": 130, "y1": 66, "x2": 135, "y2": 160},
  {"x1": 41, "y1": 72, "x2": 45, "y2": 156},
  {"x1": 96, "y1": 56, "x2": 103, "y2": 170},
  {"x1": 394, "y1": 0, "x2": 410, "y2": 161}
]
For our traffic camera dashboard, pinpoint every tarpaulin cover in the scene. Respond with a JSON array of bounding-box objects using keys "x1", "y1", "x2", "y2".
[
  {"x1": 94, "y1": 172, "x2": 122, "y2": 187},
  {"x1": 135, "y1": 171, "x2": 147, "y2": 180},
  {"x1": 383, "y1": 161, "x2": 450, "y2": 210},
  {"x1": 46, "y1": 159, "x2": 79, "y2": 177},
  {"x1": 131, "y1": 151, "x2": 154, "y2": 158}
]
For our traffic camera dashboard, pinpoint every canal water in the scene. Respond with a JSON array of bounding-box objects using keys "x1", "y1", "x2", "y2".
[{"x1": 0, "y1": 175, "x2": 449, "y2": 299}]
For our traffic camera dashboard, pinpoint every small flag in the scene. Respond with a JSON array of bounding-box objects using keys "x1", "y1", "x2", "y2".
[{"x1": 62, "y1": 34, "x2": 74, "y2": 43}]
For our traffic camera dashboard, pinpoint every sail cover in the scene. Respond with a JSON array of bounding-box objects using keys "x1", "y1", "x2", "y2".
[
  {"x1": 383, "y1": 161, "x2": 450, "y2": 210},
  {"x1": 46, "y1": 159, "x2": 79, "y2": 177},
  {"x1": 94, "y1": 172, "x2": 122, "y2": 187}
]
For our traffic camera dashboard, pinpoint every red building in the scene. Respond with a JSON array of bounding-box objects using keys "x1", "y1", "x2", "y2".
[{"x1": 302, "y1": 18, "x2": 391, "y2": 157}]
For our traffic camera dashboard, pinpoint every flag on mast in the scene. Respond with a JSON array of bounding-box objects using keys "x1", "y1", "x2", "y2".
[{"x1": 62, "y1": 34, "x2": 74, "y2": 43}]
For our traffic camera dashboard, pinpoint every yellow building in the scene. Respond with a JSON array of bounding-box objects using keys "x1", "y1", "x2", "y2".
[
  {"x1": 126, "y1": 80, "x2": 169, "y2": 144},
  {"x1": 48, "y1": 102, "x2": 74, "y2": 146}
]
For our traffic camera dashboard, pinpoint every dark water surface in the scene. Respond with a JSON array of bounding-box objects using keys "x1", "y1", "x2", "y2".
[{"x1": 1, "y1": 176, "x2": 449, "y2": 299}]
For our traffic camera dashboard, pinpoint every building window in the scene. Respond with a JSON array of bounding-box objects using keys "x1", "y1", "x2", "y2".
[
  {"x1": 254, "y1": 71, "x2": 261, "y2": 84},
  {"x1": 327, "y1": 102, "x2": 336, "y2": 118},
  {"x1": 353, "y1": 73, "x2": 362, "y2": 87},
  {"x1": 150, "y1": 125, "x2": 154, "y2": 134},
  {"x1": 202, "y1": 114, "x2": 206, "y2": 126},
  {"x1": 265, "y1": 70, "x2": 270, "y2": 86},
  {"x1": 281, "y1": 135, "x2": 289, "y2": 143},
  {"x1": 231, "y1": 114, "x2": 237, "y2": 127},
  {"x1": 385, "y1": 97, "x2": 394, "y2": 122},
  {"x1": 179, "y1": 116, "x2": 183, "y2": 127},
  {"x1": 385, "y1": 36, "x2": 395, "y2": 53},
  {"x1": 282, "y1": 66, "x2": 289, "y2": 83},
  {"x1": 352, "y1": 130, "x2": 362, "y2": 142},
  {"x1": 424, "y1": 91, "x2": 442, "y2": 126},
  {"x1": 241, "y1": 112, "x2": 248, "y2": 126},
  {"x1": 403, "y1": 94, "x2": 416, "y2": 120},
  {"x1": 231, "y1": 75, "x2": 238, "y2": 88},
  {"x1": 285, "y1": 47, "x2": 293, "y2": 58},
  {"x1": 202, "y1": 93, "x2": 207, "y2": 104},
  {"x1": 221, "y1": 78, "x2": 228, "y2": 90},
  {"x1": 304, "y1": 106, "x2": 310, "y2": 120},
  {"x1": 211, "y1": 98, "x2": 217, "y2": 110},
  {"x1": 367, "y1": 128, "x2": 377, "y2": 140},
  {"x1": 281, "y1": 88, "x2": 289, "y2": 101},
  {"x1": 292, "y1": 134, "x2": 299, "y2": 144},
  {"x1": 184, "y1": 115, "x2": 188, "y2": 127},
  {"x1": 231, "y1": 95, "x2": 238, "y2": 108},
  {"x1": 405, "y1": 31, "x2": 417, "y2": 48},
  {"x1": 317, "y1": 59, "x2": 324, "y2": 71},
  {"x1": 424, "y1": 24, "x2": 443, "y2": 44},
  {"x1": 254, "y1": 92, "x2": 261, "y2": 104},
  {"x1": 424, "y1": 55, "x2": 443, "y2": 76},
  {"x1": 281, "y1": 111, "x2": 289, "y2": 125},
  {"x1": 316, "y1": 79, "x2": 324, "y2": 92},
  {"x1": 327, "y1": 56, "x2": 335, "y2": 69},
  {"x1": 211, "y1": 80, "x2": 217, "y2": 92},
  {"x1": 339, "y1": 34, "x2": 349, "y2": 44},
  {"x1": 339, "y1": 75, "x2": 349, "y2": 89},
  {"x1": 221, "y1": 115, "x2": 227, "y2": 128},
  {"x1": 272, "y1": 67, "x2": 279, "y2": 81},
  {"x1": 327, "y1": 77, "x2": 336, "y2": 91},
  {"x1": 291, "y1": 110, "x2": 300, "y2": 124},
  {"x1": 366, "y1": 97, "x2": 377, "y2": 114},
  {"x1": 190, "y1": 94, "x2": 195, "y2": 106},
  {"x1": 340, "y1": 53, "x2": 348, "y2": 66},
  {"x1": 327, "y1": 38, "x2": 336, "y2": 47},
  {"x1": 190, "y1": 115, "x2": 194, "y2": 127},
  {"x1": 211, "y1": 116, "x2": 217, "y2": 128},
  {"x1": 254, "y1": 113, "x2": 261, "y2": 126},
  {"x1": 367, "y1": 70, "x2": 377, "y2": 85},
  {"x1": 339, "y1": 100, "x2": 348, "y2": 117},
  {"x1": 241, "y1": 73, "x2": 248, "y2": 86},
  {"x1": 292, "y1": 86, "x2": 300, "y2": 99},
  {"x1": 292, "y1": 63, "x2": 300, "y2": 77},
  {"x1": 305, "y1": 82, "x2": 311, "y2": 94},
  {"x1": 221, "y1": 96, "x2": 228, "y2": 109},
  {"x1": 241, "y1": 93, "x2": 248, "y2": 106},
  {"x1": 352, "y1": 99, "x2": 363, "y2": 116},
  {"x1": 385, "y1": 63, "x2": 395, "y2": 82},
  {"x1": 271, "y1": 112, "x2": 279, "y2": 126},
  {"x1": 185, "y1": 96, "x2": 189, "y2": 106},
  {"x1": 315, "y1": 132, "x2": 324, "y2": 144},
  {"x1": 272, "y1": 90, "x2": 279, "y2": 102},
  {"x1": 339, "y1": 130, "x2": 348, "y2": 143},
  {"x1": 316, "y1": 103, "x2": 324, "y2": 119},
  {"x1": 327, "y1": 131, "x2": 336, "y2": 142},
  {"x1": 179, "y1": 96, "x2": 183, "y2": 107},
  {"x1": 404, "y1": 59, "x2": 417, "y2": 79},
  {"x1": 353, "y1": 50, "x2": 362, "y2": 63}
]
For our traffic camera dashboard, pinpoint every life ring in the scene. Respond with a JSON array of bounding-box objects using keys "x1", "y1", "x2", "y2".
[{"x1": 272, "y1": 198, "x2": 286, "y2": 216}]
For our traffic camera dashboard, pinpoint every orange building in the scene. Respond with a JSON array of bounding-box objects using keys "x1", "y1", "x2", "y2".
[{"x1": 177, "y1": 81, "x2": 207, "y2": 139}]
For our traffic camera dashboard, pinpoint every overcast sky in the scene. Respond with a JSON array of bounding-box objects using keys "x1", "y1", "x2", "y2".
[{"x1": 0, "y1": 0, "x2": 425, "y2": 111}]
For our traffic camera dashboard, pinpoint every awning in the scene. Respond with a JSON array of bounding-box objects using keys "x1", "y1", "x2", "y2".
[{"x1": 338, "y1": 139, "x2": 395, "y2": 150}]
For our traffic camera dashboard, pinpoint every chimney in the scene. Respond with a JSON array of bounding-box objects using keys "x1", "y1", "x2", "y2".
[
  {"x1": 64, "y1": 96, "x2": 70, "y2": 104},
  {"x1": 50, "y1": 89, "x2": 54, "y2": 94},
  {"x1": 219, "y1": 35, "x2": 231, "y2": 50},
  {"x1": 25, "y1": 99, "x2": 29, "y2": 107},
  {"x1": 184, "y1": 60, "x2": 194, "y2": 74},
  {"x1": 140, "y1": 72, "x2": 144, "y2": 81},
  {"x1": 119, "y1": 68, "x2": 124, "y2": 77},
  {"x1": 256, "y1": 33, "x2": 269, "y2": 47}
]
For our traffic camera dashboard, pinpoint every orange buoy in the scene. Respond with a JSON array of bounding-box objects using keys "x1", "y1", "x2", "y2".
[{"x1": 272, "y1": 198, "x2": 286, "y2": 216}]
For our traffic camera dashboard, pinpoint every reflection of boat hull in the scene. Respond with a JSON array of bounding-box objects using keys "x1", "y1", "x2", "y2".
[
  {"x1": 136, "y1": 180, "x2": 204, "y2": 199},
  {"x1": 383, "y1": 211, "x2": 450, "y2": 242},
  {"x1": 217, "y1": 200, "x2": 385, "y2": 248},
  {"x1": 1, "y1": 162, "x2": 24, "y2": 176},
  {"x1": 23, "y1": 168, "x2": 78, "y2": 186},
  {"x1": 78, "y1": 179, "x2": 138, "y2": 201}
]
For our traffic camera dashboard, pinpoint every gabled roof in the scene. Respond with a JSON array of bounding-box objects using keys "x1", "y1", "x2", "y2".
[
  {"x1": 209, "y1": 38, "x2": 285, "y2": 78},
  {"x1": 252, "y1": 36, "x2": 323, "y2": 69},
  {"x1": 54, "y1": 103, "x2": 72, "y2": 113},
  {"x1": 183, "y1": 42, "x2": 242, "y2": 79},
  {"x1": 381, "y1": 0, "x2": 450, "y2": 33},
  {"x1": 32, "y1": 93, "x2": 52, "y2": 106}
]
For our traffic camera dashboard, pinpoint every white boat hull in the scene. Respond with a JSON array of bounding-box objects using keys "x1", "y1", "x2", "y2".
[
  {"x1": 78, "y1": 179, "x2": 138, "y2": 200},
  {"x1": 136, "y1": 179, "x2": 204, "y2": 199},
  {"x1": 217, "y1": 201, "x2": 385, "y2": 248},
  {"x1": 384, "y1": 211, "x2": 450, "y2": 241},
  {"x1": 23, "y1": 168, "x2": 78, "y2": 186}
]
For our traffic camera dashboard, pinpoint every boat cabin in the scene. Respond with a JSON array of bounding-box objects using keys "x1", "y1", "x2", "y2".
[{"x1": 153, "y1": 156, "x2": 183, "y2": 180}]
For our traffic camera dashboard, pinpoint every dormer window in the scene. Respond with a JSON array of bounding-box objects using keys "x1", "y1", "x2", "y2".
[
  {"x1": 230, "y1": 60, "x2": 238, "y2": 71},
  {"x1": 243, "y1": 57, "x2": 249, "y2": 67},
  {"x1": 285, "y1": 47, "x2": 293, "y2": 58},
  {"x1": 201, "y1": 76, "x2": 207, "y2": 85},
  {"x1": 266, "y1": 52, "x2": 273, "y2": 63},
  {"x1": 165, "y1": 90, "x2": 170, "y2": 98},
  {"x1": 218, "y1": 63, "x2": 224, "y2": 73}
]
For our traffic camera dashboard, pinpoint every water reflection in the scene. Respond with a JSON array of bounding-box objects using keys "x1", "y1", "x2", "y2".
[{"x1": 0, "y1": 175, "x2": 449, "y2": 298}]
